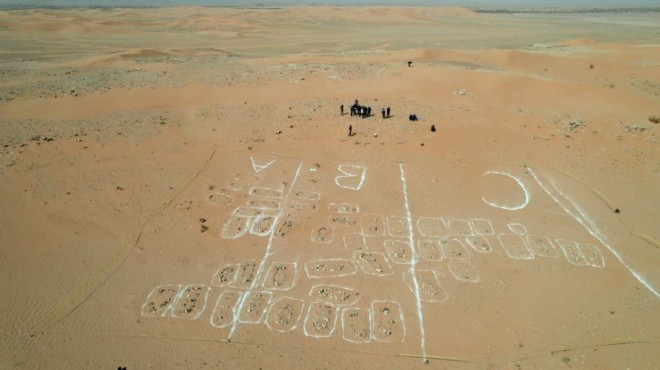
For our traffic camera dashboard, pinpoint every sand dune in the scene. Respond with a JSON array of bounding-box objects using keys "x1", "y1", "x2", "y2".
[{"x1": 1, "y1": 6, "x2": 659, "y2": 370}]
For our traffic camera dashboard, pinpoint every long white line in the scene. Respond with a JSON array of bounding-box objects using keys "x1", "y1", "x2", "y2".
[
  {"x1": 398, "y1": 162, "x2": 428, "y2": 363},
  {"x1": 229, "y1": 162, "x2": 304, "y2": 338},
  {"x1": 528, "y1": 167, "x2": 659, "y2": 298}
]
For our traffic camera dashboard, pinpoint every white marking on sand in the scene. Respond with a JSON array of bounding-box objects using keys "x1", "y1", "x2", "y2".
[
  {"x1": 398, "y1": 162, "x2": 428, "y2": 363},
  {"x1": 229, "y1": 162, "x2": 304, "y2": 338},
  {"x1": 250, "y1": 156, "x2": 276, "y2": 173},
  {"x1": 482, "y1": 170, "x2": 530, "y2": 211},
  {"x1": 528, "y1": 167, "x2": 659, "y2": 298},
  {"x1": 335, "y1": 165, "x2": 367, "y2": 190}
]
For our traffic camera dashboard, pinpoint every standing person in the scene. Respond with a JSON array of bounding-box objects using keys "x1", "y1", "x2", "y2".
[
  {"x1": 367, "y1": 107, "x2": 371, "y2": 117},
  {"x1": 340, "y1": 104, "x2": 344, "y2": 116},
  {"x1": 386, "y1": 106, "x2": 391, "y2": 118},
  {"x1": 348, "y1": 124, "x2": 353, "y2": 136},
  {"x1": 381, "y1": 108, "x2": 386, "y2": 119}
]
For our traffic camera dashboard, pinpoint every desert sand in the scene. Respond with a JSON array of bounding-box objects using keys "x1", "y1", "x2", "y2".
[{"x1": 1, "y1": 6, "x2": 659, "y2": 369}]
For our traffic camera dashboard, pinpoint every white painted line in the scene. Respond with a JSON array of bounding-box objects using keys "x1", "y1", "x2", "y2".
[
  {"x1": 308, "y1": 284, "x2": 362, "y2": 306},
  {"x1": 335, "y1": 165, "x2": 367, "y2": 190},
  {"x1": 528, "y1": 167, "x2": 659, "y2": 298},
  {"x1": 482, "y1": 170, "x2": 530, "y2": 211},
  {"x1": 398, "y1": 162, "x2": 427, "y2": 363},
  {"x1": 141, "y1": 284, "x2": 181, "y2": 317},
  {"x1": 341, "y1": 307, "x2": 372, "y2": 344},
  {"x1": 507, "y1": 222, "x2": 528, "y2": 235},
  {"x1": 229, "y1": 162, "x2": 304, "y2": 338},
  {"x1": 250, "y1": 156, "x2": 276, "y2": 173}
]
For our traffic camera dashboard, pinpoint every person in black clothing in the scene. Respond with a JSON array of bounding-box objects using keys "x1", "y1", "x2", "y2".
[
  {"x1": 340, "y1": 104, "x2": 344, "y2": 116},
  {"x1": 381, "y1": 108, "x2": 386, "y2": 119},
  {"x1": 348, "y1": 124, "x2": 353, "y2": 136},
  {"x1": 431, "y1": 124, "x2": 436, "y2": 132},
  {"x1": 386, "y1": 106, "x2": 390, "y2": 118}
]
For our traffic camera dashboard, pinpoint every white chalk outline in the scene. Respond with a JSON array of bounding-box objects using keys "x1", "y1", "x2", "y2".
[
  {"x1": 292, "y1": 190, "x2": 321, "y2": 201},
  {"x1": 250, "y1": 156, "x2": 276, "y2": 173},
  {"x1": 464, "y1": 235, "x2": 493, "y2": 253},
  {"x1": 207, "y1": 192, "x2": 234, "y2": 206},
  {"x1": 440, "y1": 237, "x2": 471, "y2": 260},
  {"x1": 232, "y1": 206, "x2": 276, "y2": 218},
  {"x1": 447, "y1": 261, "x2": 480, "y2": 283},
  {"x1": 212, "y1": 264, "x2": 239, "y2": 287},
  {"x1": 328, "y1": 202, "x2": 360, "y2": 214},
  {"x1": 371, "y1": 300, "x2": 406, "y2": 343},
  {"x1": 210, "y1": 289, "x2": 242, "y2": 329},
  {"x1": 387, "y1": 215, "x2": 411, "y2": 238},
  {"x1": 170, "y1": 284, "x2": 211, "y2": 320},
  {"x1": 247, "y1": 197, "x2": 281, "y2": 210},
  {"x1": 343, "y1": 233, "x2": 367, "y2": 252},
  {"x1": 265, "y1": 297, "x2": 305, "y2": 333},
  {"x1": 303, "y1": 301, "x2": 340, "y2": 338},
  {"x1": 309, "y1": 284, "x2": 362, "y2": 307},
  {"x1": 448, "y1": 219, "x2": 474, "y2": 237},
  {"x1": 470, "y1": 218, "x2": 495, "y2": 236},
  {"x1": 353, "y1": 251, "x2": 393, "y2": 276},
  {"x1": 482, "y1": 170, "x2": 530, "y2": 211},
  {"x1": 497, "y1": 234, "x2": 535, "y2": 260},
  {"x1": 220, "y1": 215, "x2": 252, "y2": 240},
  {"x1": 330, "y1": 214, "x2": 359, "y2": 226},
  {"x1": 402, "y1": 270, "x2": 449, "y2": 303},
  {"x1": 507, "y1": 222, "x2": 528, "y2": 235},
  {"x1": 224, "y1": 180, "x2": 249, "y2": 193},
  {"x1": 310, "y1": 226, "x2": 334, "y2": 244},
  {"x1": 249, "y1": 214, "x2": 277, "y2": 237},
  {"x1": 525, "y1": 235, "x2": 559, "y2": 259},
  {"x1": 248, "y1": 186, "x2": 284, "y2": 199},
  {"x1": 416, "y1": 217, "x2": 448, "y2": 238},
  {"x1": 335, "y1": 164, "x2": 367, "y2": 191},
  {"x1": 229, "y1": 162, "x2": 304, "y2": 338},
  {"x1": 304, "y1": 258, "x2": 358, "y2": 279},
  {"x1": 141, "y1": 284, "x2": 181, "y2": 317},
  {"x1": 237, "y1": 291, "x2": 273, "y2": 324},
  {"x1": 417, "y1": 239, "x2": 444, "y2": 261},
  {"x1": 579, "y1": 243, "x2": 606, "y2": 268},
  {"x1": 555, "y1": 239, "x2": 587, "y2": 266},
  {"x1": 230, "y1": 261, "x2": 258, "y2": 288},
  {"x1": 384, "y1": 239, "x2": 415, "y2": 264},
  {"x1": 262, "y1": 262, "x2": 298, "y2": 291},
  {"x1": 341, "y1": 307, "x2": 372, "y2": 344},
  {"x1": 398, "y1": 162, "x2": 426, "y2": 362},
  {"x1": 360, "y1": 213, "x2": 385, "y2": 237},
  {"x1": 528, "y1": 166, "x2": 658, "y2": 297}
]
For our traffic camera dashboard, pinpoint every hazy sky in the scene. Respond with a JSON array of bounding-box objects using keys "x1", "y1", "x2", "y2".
[{"x1": 0, "y1": 0, "x2": 658, "y2": 7}]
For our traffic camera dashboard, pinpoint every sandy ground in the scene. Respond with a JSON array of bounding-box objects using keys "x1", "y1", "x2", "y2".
[{"x1": 1, "y1": 6, "x2": 659, "y2": 369}]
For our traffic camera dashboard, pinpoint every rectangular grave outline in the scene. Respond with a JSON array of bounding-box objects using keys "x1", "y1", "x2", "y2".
[
  {"x1": 341, "y1": 307, "x2": 372, "y2": 344},
  {"x1": 555, "y1": 239, "x2": 588, "y2": 266},
  {"x1": 370, "y1": 300, "x2": 406, "y2": 343},
  {"x1": 353, "y1": 251, "x2": 393, "y2": 276},
  {"x1": 310, "y1": 226, "x2": 334, "y2": 244},
  {"x1": 464, "y1": 235, "x2": 493, "y2": 253},
  {"x1": 265, "y1": 297, "x2": 305, "y2": 333},
  {"x1": 170, "y1": 284, "x2": 211, "y2": 320},
  {"x1": 360, "y1": 213, "x2": 386, "y2": 237},
  {"x1": 447, "y1": 260, "x2": 480, "y2": 283},
  {"x1": 261, "y1": 262, "x2": 298, "y2": 291},
  {"x1": 448, "y1": 218, "x2": 474, "y2": 237},
  {"x1": 303, "y1": 301, "x2": 340, "y2": 338},
  {"x1": 249, "y1": 214, "x2": 277, "y2": 237},
  {"x1": 497, "y1": 234, "x2": 535, "y2": 260},
  {"x1": 304, "y1": 258, "x2": 358, "y2": 279},
  {"x1": 141, "y1": 283, "x2": 182, "y2": 318},
  {"x1": 579, "y1": 243, "x2": 606, "y2": 268},
  {"x1": 387, "y1": 215, "x2": 410, "y2": 238},
  {"x1": 416, "y1": 217, "x2": 449, "y2": 238},
  {"x1": 384, "y1": 239, "x2": 415, "y2": 265},
  {"x1": 328, "y1": 202, "x2": 360, "y2": 214},
  {"x1": 308, "y1": 284, "x2": 362, "y2": 307},
  {"x1": 237, "y1": 290, "x2": 273, "y2": 324},
  {"x1": 210, "y1": 289, "x2": 243, "y2": 329},
  {"x1": 525, "y1": 235, "x2": 559, "y2": 259},
  {"x1": 402, "y1": 270, "x2": 449, "y2": 303},
  {"x1": 212, "y1": 263, "x2": 239, "y2": 287},
  {"x1": 470, "y1": 218, "x2": 495, "y2": 236}
]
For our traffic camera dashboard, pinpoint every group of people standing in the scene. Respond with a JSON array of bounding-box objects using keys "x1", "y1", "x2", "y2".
[{"x1": 341, "y1": 100, "x2": 391, "y2": 119}]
